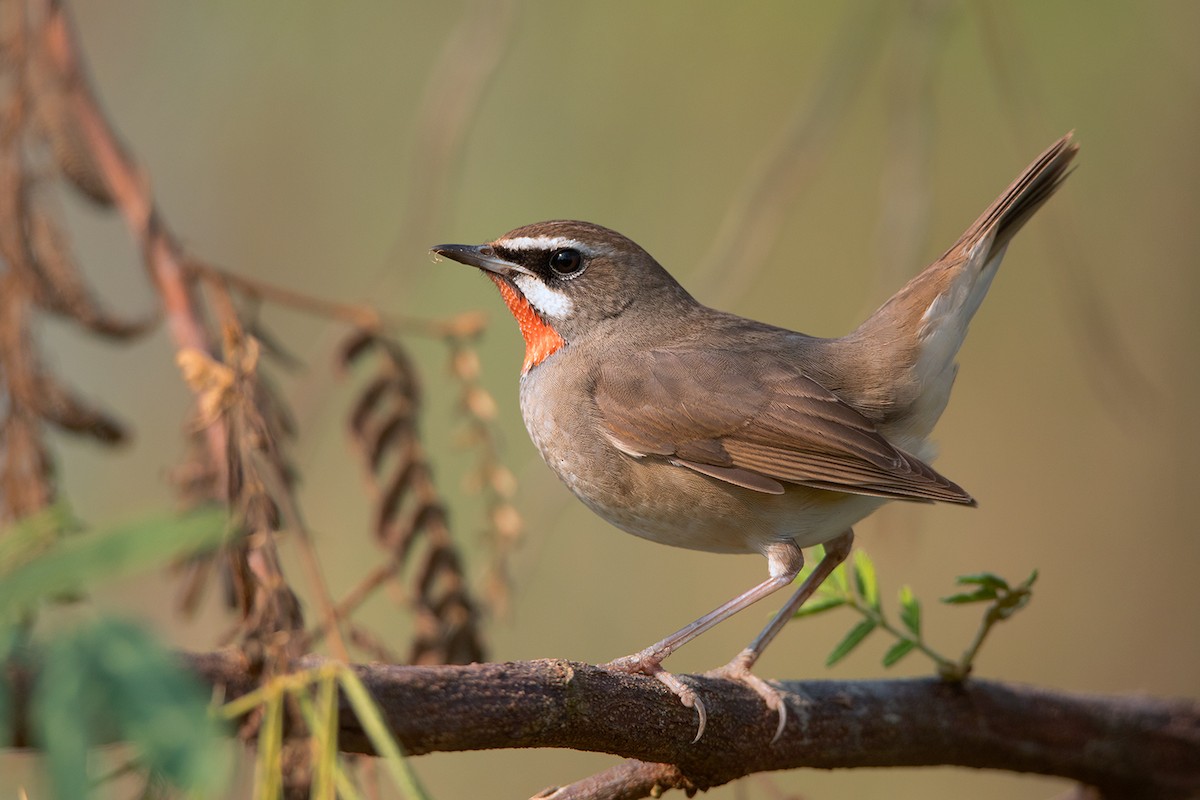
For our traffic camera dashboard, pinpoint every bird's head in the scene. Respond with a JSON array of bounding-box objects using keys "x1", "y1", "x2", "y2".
[{"x1": 433, "y1": 220, "x2": 694, "y2": 373}]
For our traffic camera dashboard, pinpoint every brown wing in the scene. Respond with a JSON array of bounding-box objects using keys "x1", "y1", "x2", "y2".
[{"x1": 594, "y1": 348, "x2": 974, "y2": 504}]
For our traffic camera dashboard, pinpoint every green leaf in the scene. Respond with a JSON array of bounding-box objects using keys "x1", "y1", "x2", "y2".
[
  {"x1": 1020, "y1": 569, "x2": 1039, "y2": 590},
  {"x1": 34, "y1": 632, "x2": 93, "y2": 800},
  {"x1": 0, "y1": 508, "x2": 228, "y2": 616},
  {"x1": 852, "y1": 550, "x2": 880, "y2": 608},
  {"x1": 793, "y1": 595, "x2": 847, "y2": 618},
  {"x1": 882, "y1": 638, "x2": 917, "y2": 667},
  {"x1": 898, "y1": 585, "x2": 921, "y2": 636},
  {"x1": 942, "y1": 587, "x2": 998, "y2": 605},
  {"x1": 0, "y1": 626, "x2": 20, "y2": 762},
  {"x1": 33, "y1": 619, "x2": 231, "y2": 798},
  {"x1": 955, "y1": 572, "x2": 1010, "y2": 591},
  {"x1": 994, "y1": 587, "x2": 1036, "y2": 620},
  {"x1": 0, "y1": 501, "x2": 79, "y2": 574},
  {"x1": 826, "y1": 553, "x2": 850, "y2": 595},
  {"x1": 91, "y1": 620, "x2": 230, "y2": 793},
  {"x1": 826, "y1": 618, "x2": 877, "y2": 667}
]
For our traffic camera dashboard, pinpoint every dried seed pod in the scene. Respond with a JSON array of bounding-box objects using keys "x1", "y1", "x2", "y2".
[
  {"x1": 338, "y1": 327, "x2": 486, "y2": 665},
  {"x1": 28, "y1": 80, "x2": 112, "y2": 205},
  {"x1": 27, "y1": 208, "x2": 156, "y2": 339},
  {"x1": 34, "y1": 371, "x2": 127, "y2": 443}
]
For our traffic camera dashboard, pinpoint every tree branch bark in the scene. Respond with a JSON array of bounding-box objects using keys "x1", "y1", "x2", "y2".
[{"x1": 168, "y1": 652, "x2": 1200, "y2": 797}]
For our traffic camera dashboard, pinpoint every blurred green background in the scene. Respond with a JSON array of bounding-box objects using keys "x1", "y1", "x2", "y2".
[{"x1": 6, "y1": 1, "x2": 1200, "y2": 798}]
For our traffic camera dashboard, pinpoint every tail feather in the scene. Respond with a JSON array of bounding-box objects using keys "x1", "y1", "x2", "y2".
[
  {"x1": 831, "y1": 133, "x2": 1078, "y2": 444},
  {"x1": 877, "y1": 133, "x2": 1079, "y2": 341},
  {"x1": 947, "y1": 132, "x2": 1079, "y2": 260}
]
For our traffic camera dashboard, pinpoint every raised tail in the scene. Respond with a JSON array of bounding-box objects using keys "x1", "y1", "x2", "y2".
[
  {"x1": 950, "y1": 132, "x2": 1078, "y2": 258},
  {"x1": 832, "y1": 133, "x2": 1078, "y2": 445}
]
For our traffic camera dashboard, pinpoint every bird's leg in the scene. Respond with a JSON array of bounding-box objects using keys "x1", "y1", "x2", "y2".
[
  {"x1": 605, "y1": 540, "x2": 804, "y2": 742},
  {"x1": 709, "y1": 529, "x2": 855, "y2": 742}
]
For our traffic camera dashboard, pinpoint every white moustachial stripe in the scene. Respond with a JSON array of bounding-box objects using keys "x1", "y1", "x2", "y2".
[{"x1": 513, "y1": 274, "x2": 575, "y2": 318}]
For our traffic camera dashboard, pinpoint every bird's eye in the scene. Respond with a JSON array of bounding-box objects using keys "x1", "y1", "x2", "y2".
[{"x1": 548, "y1": 248, "x2": 584, "y2": 277}]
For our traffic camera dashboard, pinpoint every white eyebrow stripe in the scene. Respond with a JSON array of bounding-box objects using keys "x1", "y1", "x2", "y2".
[
  {"x1": 513, "y1": 274, "x2": 575, "y2": 319},
  {"x1": 494, "y1": 236, "x2": 595, "y2": 255}
]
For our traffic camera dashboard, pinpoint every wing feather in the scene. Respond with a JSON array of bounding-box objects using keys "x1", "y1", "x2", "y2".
[{"x1": 594, "y1": 348, "x2": 974, "y2": 505}]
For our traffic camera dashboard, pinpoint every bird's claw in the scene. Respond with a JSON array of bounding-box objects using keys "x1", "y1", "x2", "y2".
[
  {"x1": 605, "y1": 652, "x2": 708, "y2": 742},
  {"x1": 706, "y1": 652, "x2": 789, "y2": 743}
]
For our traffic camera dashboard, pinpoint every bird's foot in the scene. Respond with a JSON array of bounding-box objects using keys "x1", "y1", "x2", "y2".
[
  {"x1": 705, "y1": 648, "x2": 789, "y2": 743},
  {"x1": 604, "y1": 651, "x2": 708, "y2": 743}
]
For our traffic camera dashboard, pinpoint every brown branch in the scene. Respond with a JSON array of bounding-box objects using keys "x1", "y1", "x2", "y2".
[
  {"x1": 183, "y1": 258, "x2": 487, "y2": 339},
  {"x1": 533, "y1": 761, "x2": 695, "y2": 800},
  {"x1": 84, "y1": 653, "x2": 1191, "y2": 799}
]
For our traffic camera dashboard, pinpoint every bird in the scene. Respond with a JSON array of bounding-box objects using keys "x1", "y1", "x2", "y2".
[{"x1": 431, "y1": 133, "x2": 1077, "y2": 743}]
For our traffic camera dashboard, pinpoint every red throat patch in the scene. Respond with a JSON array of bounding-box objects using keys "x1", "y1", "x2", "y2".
[{"x1": 488, "y1": 274, "x2": 565, "y2": 374}]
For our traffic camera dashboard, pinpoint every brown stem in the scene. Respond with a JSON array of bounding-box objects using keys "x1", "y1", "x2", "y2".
[
  {"x1": 184, "y1": 259, "x2": 484, "y2": 339},
  {"x1": 532, "y1": 760, "x2": 694, "y2": 800},
  {"x1": 36, "y1": 0, "x2": 230, "y2": 499},
  {"x1": 134, "y1": 654, "x2": 1200, "y2": 799}
]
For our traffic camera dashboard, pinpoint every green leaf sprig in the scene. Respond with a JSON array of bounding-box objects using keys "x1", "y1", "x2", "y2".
[{"x1": 794, "y1": 546, "x2": 1038, "y2": 680}]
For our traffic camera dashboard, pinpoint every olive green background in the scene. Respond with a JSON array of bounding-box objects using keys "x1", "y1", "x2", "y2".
[{"x1": 5, "y1": 2, "x2": 1199, "y2": 798}]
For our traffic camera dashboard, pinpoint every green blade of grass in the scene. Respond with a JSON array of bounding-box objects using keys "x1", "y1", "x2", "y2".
[
  {"x1": 254, "y1": 690, "x2": 284, "y2": 800},
  {"x1": 337, "y1": 667, "x2": 431, "y2": 800}
]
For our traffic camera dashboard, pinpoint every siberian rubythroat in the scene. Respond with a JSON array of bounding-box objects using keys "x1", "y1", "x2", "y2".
[{"x1": 433, "y1": 133, "x2": 1077, "y2": 741}]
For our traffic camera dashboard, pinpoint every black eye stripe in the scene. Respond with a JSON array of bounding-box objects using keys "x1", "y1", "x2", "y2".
[
  {"x1": 489, "y1": 244, "x2": 589, "y2": 279},
  {"x1": 491, "y1": 246, "x2": 547, "y2": 271}
]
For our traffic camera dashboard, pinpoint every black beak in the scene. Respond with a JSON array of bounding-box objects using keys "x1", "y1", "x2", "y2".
[{"x1": 430, "y1": 243, "x2": 535, "y2": 277}]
